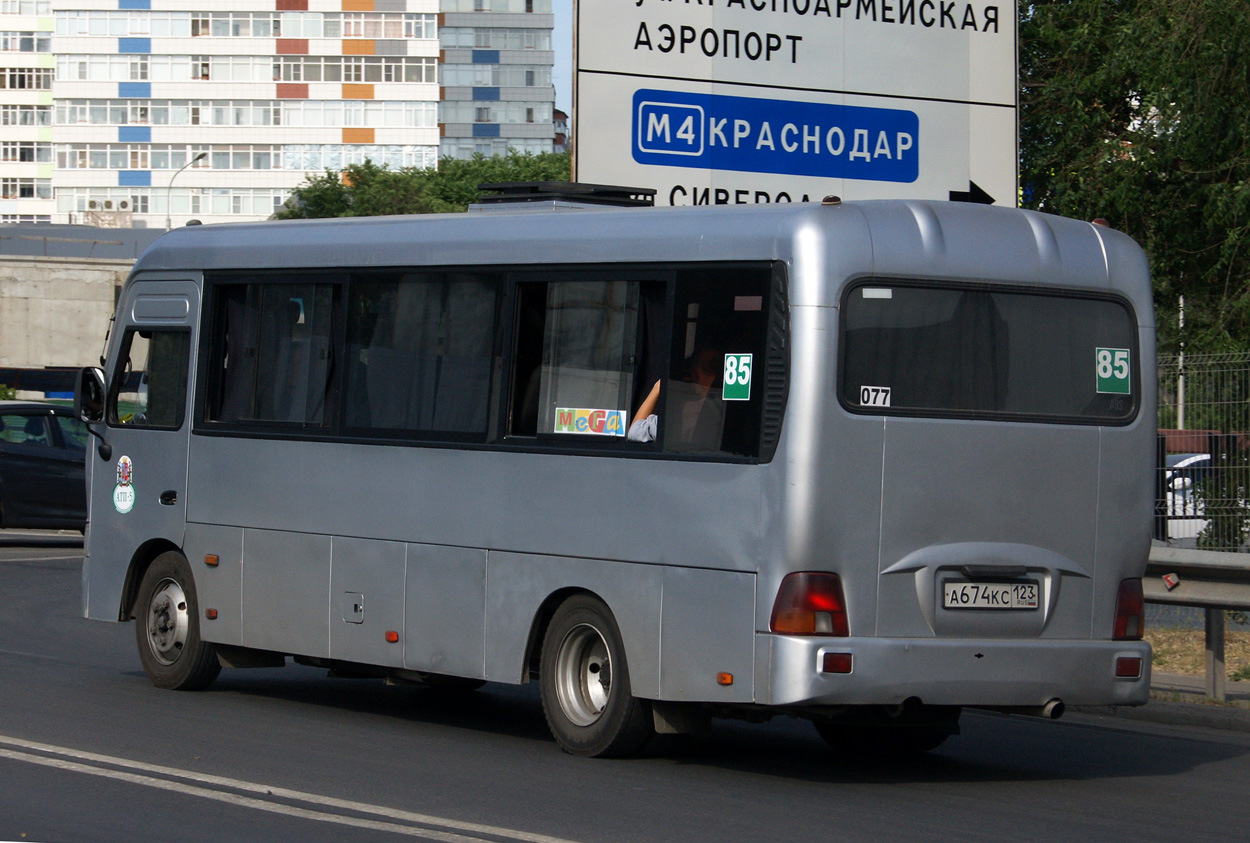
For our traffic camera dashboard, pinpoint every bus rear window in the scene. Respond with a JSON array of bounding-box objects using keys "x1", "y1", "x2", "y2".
[{"x1": 839, "y1": 282, "x2": 1138, "y2": 424}]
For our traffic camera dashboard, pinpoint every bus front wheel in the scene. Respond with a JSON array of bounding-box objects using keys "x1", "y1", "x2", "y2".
[
  {"x1": 134, "y1": 551, "x2": 221, "y2": 691},
  {"x1": 539, "y1": 595, "x2": 653, "y2": 758}
]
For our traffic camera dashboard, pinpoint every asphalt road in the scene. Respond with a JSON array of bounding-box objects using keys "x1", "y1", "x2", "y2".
[{"x1": 3, "y1": 544, "x2": 1250, "y2": 843}]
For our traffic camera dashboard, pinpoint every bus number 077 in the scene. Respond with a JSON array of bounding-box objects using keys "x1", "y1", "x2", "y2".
[{"x1": 860, "y1": 386, "x2": 891, "y2": 407}]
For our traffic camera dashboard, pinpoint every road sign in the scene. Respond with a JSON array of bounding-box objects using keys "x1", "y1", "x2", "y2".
[{"x1": 573, "y1": 0, "x2": 1017, "y2": 207}]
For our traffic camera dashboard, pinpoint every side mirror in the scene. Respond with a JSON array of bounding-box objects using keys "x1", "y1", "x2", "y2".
[{"x1": 74, "y1": 366, "x2": 106, "y2": 424}]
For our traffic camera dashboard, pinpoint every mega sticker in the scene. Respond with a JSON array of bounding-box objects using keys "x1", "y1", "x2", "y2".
[{"x1": 554, "y1": 408, "x2": 627, "y2": 437}]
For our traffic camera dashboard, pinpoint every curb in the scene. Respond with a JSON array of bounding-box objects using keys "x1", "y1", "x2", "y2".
[{"x1": 1074, "y1": 698, "x2": 1250, "y2": 734}]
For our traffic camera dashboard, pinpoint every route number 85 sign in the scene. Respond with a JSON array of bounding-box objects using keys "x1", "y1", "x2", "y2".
[
  {"x1": 1096, "y1": 347, "x2": 1131, "y2": 394},
  {"x1": 723, "y1": 354, "x2": 753, "y2": 401}
]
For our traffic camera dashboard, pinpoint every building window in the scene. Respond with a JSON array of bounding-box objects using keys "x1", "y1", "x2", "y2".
[
  {"x1": 1, "y1": 67, "x2": 51, "y2": 89},
  {"x1": 0, "y1": 178, "x2": 52, "y2": 199},
  {"x1": 1, "y1": 141, "x2": 51, "y2": 163},
  {"x1": 1, "y1": 105, "x2": 50, "y2": 126},
  {"x1": 2, "y1": 2, "x2": 52, "y2": 14},
  {"x1": 0, "y1": 31, "x2": 51, "y2": 53}
]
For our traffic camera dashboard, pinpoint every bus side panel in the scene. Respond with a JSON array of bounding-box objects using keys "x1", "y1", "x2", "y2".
[
  {"x1": 1090, "y1": 410, "x2": 1157, "y2": 636},
  {"x1": 185, "y1": 439, "x2": 764, "y2": 577},
  {"x1": 405, "y1": 543, "x2": 487, "y2": 679},
  {"x1": 330, "y1": 536, "x2": 406, "y2": 669},
  {"x1": 183, "y1": 523, "x2": 244, "y2": 645},
  {"x1": 484, "y1": 552, "x2": 663, "y2": 698},
  {"x1": 240, "y1": 528, "x2": 331, "y2": 658},
  {"x1": 659, "y1": 567, "x2": 755, "y2": 702}
]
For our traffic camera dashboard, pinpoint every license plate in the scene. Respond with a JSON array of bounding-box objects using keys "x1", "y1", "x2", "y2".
[{"x1": 943, "y1": 581, "x2": 1039, "y2": 610}]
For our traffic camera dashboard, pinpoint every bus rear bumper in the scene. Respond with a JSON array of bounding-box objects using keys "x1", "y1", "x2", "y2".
[{"x1": 759, "y1": 634, "x2": 1152, "y2": 708}]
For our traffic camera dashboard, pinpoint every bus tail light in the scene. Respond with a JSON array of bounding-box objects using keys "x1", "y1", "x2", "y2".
[
  {"x1": 1115, "y1": 656, "x2": 1142, "y2": 678},
  {"x1": 821, "y1": 652, "x2": 853, "y2": 674},
  {"x1": 770, "y1": 572, "x2": 849, "y2": 636},
  {"x1": 1113, "y1": 578, "x2": 1144, "y2": 641}
]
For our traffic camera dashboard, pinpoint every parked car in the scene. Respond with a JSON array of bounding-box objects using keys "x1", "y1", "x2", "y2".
[
  {"x1": 1163, "y1": 452, "x2": 1211, "y2": 540},
  {"x1": 0, "y1": 400, "x2": 88, "y2": 531}
]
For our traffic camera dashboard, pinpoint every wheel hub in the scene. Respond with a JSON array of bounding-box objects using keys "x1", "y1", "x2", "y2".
[
  {"x1": 554, "y1": 623, "x2": 612, "y2": 727},
  {"x1": 146, "y1": 578, "x2": 189, "y2": 666}
]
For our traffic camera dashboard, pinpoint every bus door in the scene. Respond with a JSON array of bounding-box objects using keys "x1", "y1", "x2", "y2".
[{"x1": 85, "y1": 279, "x2": 198, "y2": 620}]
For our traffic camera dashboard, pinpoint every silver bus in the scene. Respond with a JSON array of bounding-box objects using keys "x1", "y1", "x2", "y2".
[{"x1": 75, "y1": 198, "x2": 1154, "y2": 757}]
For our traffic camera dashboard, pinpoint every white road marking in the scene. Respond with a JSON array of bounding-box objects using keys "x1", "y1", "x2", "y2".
[
  {"x1": 0, "y1": 735, "x2": 579, "y2": 843},
  {"x1": 0, "y1": 648, "x2": 73, "y2": 663}
]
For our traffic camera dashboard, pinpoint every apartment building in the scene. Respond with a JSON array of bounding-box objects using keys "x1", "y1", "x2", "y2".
[
  {"x1": 0, "y1": 2, "x2": 554, "y2": 228},
  {"x1": 438, "y1": 0, "x2": 554, "y2": 160},
  {"x1": 0, "y1": 1, "x2": 54, "y2": 223}
]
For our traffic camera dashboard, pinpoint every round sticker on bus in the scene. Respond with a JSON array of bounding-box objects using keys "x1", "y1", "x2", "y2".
[{"x1": 113, "y1": 484, "x2": 135, "y2": 514}]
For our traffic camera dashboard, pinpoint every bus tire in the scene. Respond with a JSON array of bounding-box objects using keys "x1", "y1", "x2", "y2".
[
  {"x1": 134, "y1": 551, "x2": 221, "y2": 691},
  {"x1": 540, "y1": 595, "x2": 653, "y2": 758}
]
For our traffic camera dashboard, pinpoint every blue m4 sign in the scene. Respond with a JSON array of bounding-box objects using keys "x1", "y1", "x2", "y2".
[{"x1": 632, "y1": 89, "x2": 919, "y2": 184}]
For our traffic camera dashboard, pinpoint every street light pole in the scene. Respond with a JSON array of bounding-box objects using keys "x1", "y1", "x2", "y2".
[{"x1": 166, "y1": 151, "x2": 207, "y2": 230}]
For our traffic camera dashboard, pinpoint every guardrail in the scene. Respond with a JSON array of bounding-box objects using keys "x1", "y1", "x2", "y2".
[{"x1": 1145, "y1": 543, "x2": 1250, "y2": 701}]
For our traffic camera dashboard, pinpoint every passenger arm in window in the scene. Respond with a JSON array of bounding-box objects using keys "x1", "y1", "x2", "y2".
[{"x1": 628, "y1": 379, "x2": 660, "y2": 442}]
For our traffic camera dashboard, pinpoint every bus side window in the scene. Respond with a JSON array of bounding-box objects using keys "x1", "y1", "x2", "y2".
[
  {"x1": 110, "y1": 329, "x2": 191, "y2": 430},
  {"x1": 207, "y1": 281, "x2": 337, "y2": 426},
  {"x1": 509, "y1": 278, "x2": 667, "y2": 443},
  {"x1": 664, "y1": 266, "x2": 770, "y2": 458},
  {"x1": 343, "y1": 271, "x2": 501, "y2": 439},
  {"x1": 509, "y1": 282, "x2": 548, "y2": 437},
  {"x1": 506, "y1": 279, "x2": 636, "y2": 439},
  {"x1": 537, "y1": 279, "x2": 639, "y2": 437}
]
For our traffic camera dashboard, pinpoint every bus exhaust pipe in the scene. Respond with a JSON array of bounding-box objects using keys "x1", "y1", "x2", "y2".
[
  {"x1": 1025, "y1": 699, "x2": 1065, "y2": 720},
  {"x1": 983, "y1": 700, "x2": 1066, "y2": 720}
]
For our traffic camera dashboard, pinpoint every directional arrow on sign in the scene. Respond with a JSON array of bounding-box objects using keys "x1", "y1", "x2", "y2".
[{"x1": 949, "y1": 181, "x2": 996, "y2": 205}]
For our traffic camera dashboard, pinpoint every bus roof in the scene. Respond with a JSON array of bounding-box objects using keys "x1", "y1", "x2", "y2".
[{"x1": 130, "y1": 200, "x2": 1152, "y2": 324}]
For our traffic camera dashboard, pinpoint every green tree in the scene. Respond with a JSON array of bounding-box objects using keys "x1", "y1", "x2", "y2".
[
  {"x1": 1020, "y1": 0, "x2": 1250, "y2": 352},
  {"x1": 274, "y1": 151, "x2": 571, "y2": 219}
]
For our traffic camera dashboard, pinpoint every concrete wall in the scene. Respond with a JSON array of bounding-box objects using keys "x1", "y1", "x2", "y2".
[{"x1": 0, "y1": 255, "x2": 129, "y2": 372}]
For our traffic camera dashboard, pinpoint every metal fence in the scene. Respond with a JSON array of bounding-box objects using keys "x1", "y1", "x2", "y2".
[{"x1": 1156, "y1": 351, "x2": 1250, "y2": 553}]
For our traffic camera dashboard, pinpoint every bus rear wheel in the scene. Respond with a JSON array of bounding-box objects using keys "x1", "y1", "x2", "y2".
[
  {"x1": 134, "y1": 551, "x2": 220, "y2": 691},
  {"x1": 540, "y1": 595, "x2": 653, "y2": 758}
]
